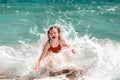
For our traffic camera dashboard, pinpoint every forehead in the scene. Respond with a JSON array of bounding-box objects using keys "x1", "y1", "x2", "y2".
[{"x1": 50, "y1": 28, "x2": 58, "y2": 33}]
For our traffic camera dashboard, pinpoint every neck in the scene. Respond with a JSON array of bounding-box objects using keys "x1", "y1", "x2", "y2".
[
  {"x1": 52, "y1": 38, "x2": 58, "y2": 43},
  {"x1": 51, "y1": 38, "x2": 59, "y2": 47}
]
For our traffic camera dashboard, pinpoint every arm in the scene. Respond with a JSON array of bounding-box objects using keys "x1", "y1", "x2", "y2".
[
  {"x1": 33, "y1": 41, "x2": 49, "y2": 70},
  {"x1": 61, "y1": 38, "x2": 70, "y2": 48},
  {"x1": 61, "y1": 38, "x2": 76, "y2": 54}
]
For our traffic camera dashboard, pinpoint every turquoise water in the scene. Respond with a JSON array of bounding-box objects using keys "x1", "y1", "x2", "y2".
[
  {"x1": 0, "y1": 0, "x2": 120, "y2": 45},
  {"x1": 0, "y1": 0, "x2": 120, "y2": 80}
]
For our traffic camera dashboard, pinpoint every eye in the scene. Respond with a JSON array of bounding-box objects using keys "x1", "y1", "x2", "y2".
[{"x1": 50, "y1": 33, "x2": 53, "y2": 35}]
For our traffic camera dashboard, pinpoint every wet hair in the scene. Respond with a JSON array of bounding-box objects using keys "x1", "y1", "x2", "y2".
[{"x1": 47, "y1": 26, "x2": 61, "y2": 41}]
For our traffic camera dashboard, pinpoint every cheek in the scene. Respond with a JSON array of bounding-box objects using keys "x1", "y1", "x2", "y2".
[{"x1": 49, "y1": 35, "x2": 52, "y2": 37}]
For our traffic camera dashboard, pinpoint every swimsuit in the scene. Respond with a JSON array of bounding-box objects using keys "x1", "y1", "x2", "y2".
[{"x1": 48, "y1": 39, "x2": 62, "y2": 53}]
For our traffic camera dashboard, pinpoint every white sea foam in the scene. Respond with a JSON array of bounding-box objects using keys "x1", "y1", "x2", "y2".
[{"x1": 0, "y1": 25, "x2": 120, "y2": 80}]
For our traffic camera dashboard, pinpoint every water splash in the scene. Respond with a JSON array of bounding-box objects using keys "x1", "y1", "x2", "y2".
[{"x1": 0, "y1": 24, "x2": 120, "y2": 80}]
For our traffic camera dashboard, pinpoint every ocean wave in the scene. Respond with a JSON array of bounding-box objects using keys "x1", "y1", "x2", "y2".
[{"x1": 0, "y1": 34, "x2": 120, "y2": 80}]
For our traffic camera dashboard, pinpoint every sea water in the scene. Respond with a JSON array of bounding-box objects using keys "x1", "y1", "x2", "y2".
[{"x1": 0, "y1": 0, "x2": 120, "y2": 80}]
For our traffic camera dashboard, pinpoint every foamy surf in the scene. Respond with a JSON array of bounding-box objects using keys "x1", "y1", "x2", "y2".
[
  {"x1": 0, "y1": 24, "x2": 120, "y2": 80},
  {"x1": 0, "y1": 35, "x2": 120, "y2": 80}
]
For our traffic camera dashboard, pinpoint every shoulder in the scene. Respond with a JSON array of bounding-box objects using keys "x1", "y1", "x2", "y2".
[
  {"x1": 44, "y1": 40, "x2": 50, "y2": 49},
  {"x1": 60, "y1": 37, "x2": 67, "y2": 46}
]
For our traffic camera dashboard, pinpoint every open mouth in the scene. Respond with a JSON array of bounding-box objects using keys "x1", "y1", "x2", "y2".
[{"x1": 52, "y1": 36, "x2": 56, "y2": 39}]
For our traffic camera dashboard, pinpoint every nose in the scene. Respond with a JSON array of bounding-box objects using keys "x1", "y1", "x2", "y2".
[{"x1": 53, "y1": 33, "x2": 56, "y2": 35}]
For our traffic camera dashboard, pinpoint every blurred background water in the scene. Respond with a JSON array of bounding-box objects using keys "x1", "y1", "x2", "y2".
[{"x1": 0, "y1": 0, "x2": 120, "y2": 45}]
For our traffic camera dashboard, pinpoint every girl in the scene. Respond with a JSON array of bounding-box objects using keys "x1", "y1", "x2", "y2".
[
  {"x1": 33, "y1": 26, "x2": 75, "y2": 71},
  {"x1": 33, "y1": 26, "x2": 85, "y2": 79}
]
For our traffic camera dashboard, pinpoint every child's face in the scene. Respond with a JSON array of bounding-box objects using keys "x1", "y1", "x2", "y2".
[{"x1": 49, "y1": 28, "x2": 60, "y2": 40}]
